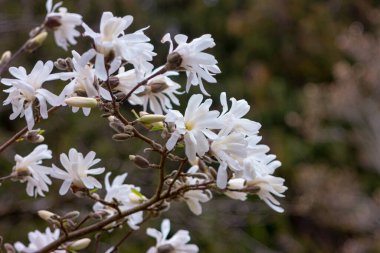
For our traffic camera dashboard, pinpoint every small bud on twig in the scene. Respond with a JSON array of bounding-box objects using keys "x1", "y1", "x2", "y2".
[
  {"x1": 25, "y1": 31, "x2": 48, "y2": 53},
  {"x1": 138, "y1": 114, "x2": 166, "y2": 124},
  {"x1": 0, "y1": 51, "x2": 11, "y2": 65},
  {"x1": 129, "y1": 155, "x2": 150, "y2": 169},
  {"x1": 38, "y1": 210, "x2": 57, "y2": 221},
  {"x1": 64, "y1": 97, "x2": 98, "y2": 108},
  {"x1": 67, "y1": 238, "x2": 91, "y2": 251}
]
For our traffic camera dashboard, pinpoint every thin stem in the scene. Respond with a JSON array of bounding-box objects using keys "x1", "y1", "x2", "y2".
[
  {"x1": 109, "y1": 214, "x2": 152, "y2": 253},
  {"x1": 0, "y1": 106, "x2": 60, "y2": 154},
  {"x1": 0, "y1": 174, "x2": 14, "y2": 183},
  {"x1": 35, "y1": 180, "x2": 214, "y2": 253},
  {"x1": 0, "y1": 26, "x2": 44, "y2": 77},
  {"x1": 166, "y1": 159, "x2": 187, "y2": 195}
]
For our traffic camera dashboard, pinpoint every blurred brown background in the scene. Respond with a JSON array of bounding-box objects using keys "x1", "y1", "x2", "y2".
[{"x1": 1, "y1": 0, "x2": 380, "y2": 252}]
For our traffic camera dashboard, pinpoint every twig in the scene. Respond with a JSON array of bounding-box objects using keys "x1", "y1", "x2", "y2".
[{"x1": 0, "y1": 106, "x2": 60, "y2": 154}]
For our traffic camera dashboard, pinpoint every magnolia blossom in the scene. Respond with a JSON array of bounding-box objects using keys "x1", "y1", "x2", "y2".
[
  {"x1": 146, "y1": 219, "x2": 199, "y2": 253},
  {"x1": 93, "y1": 172, "x2": 144, "y2": 230},
  {"x1": 137, "y1": 71, "x2": 182, "y2": 114},
  {"x1": 14, "y1": 228, "x2": 63, "y2": 253},
  {"x1": 51, "y1": 148, "x2": 105, "y2": 195},
  {"x1": 162, "y1": 33, "x2": 220, "y2": 95},
  {"x1": 219, "y1": 92, "x2": 261, "y2": 136},
  {"x1": 165, "y1": 94, "x2": 222, "y2": 162},
  {"x1": 1, "y1": 61, "x2": 60, "y2": 130},
  {"x1": 210, "y1": 132, "x2": 248, "y2": 188},
  {"x1": 113, "y1": 67, "x2": 144, "y2": 105},
  {"x1": 45, "y1": 0, "x2": 82, "y2": 50},
  {"x1": 239, "y1": 138, "x2": 287, "y2": 213},
  {"x1": 58, "y1": 50, "x2": 110, "y2": 115},
  {"x1": 82, "y1": 12, "x2": 155, "y2": 80},
  {"x1": 12, "y1": 144, "x2": 52, "y2": 197}
]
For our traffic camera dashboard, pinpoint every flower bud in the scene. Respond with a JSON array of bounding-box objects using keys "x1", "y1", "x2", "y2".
[
  {"x1": 63, "y1": 210, "x2": 80, "y2": 219},
  {"x1": 25, "y1": 31, "x2": 48, "y2": 52},
  {"x1": 67, "y1": 238, "x2": 91, "y2": 251},
  {"x1": 138, "y1": 114, "x2": 166, "y2": 124},
  {"x1": 0, "y1": 50, "x2": 11, "y2": 65},
  {"x1": 112, "y1": 133, "x2": 133, "y2": 141},
  {"x1": 24, "y1": 129, "x2": 45, "y2": 143},
  {"x1": 129, "y1": 155, "x2": 150, "y2": 169},
  {"x1": 38, "y1": 210, "x2": 57, "y2": 221},
  {"x1": 166, "y1": 52, "x2": 182, "y2": 70},
  {"x1": 64, "y1": 97, "x2": 98, "y2": 108}
]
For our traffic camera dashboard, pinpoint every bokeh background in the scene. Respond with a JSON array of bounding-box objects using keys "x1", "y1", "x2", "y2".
[{"x1": 1, "y1": 0, "x2": 380, "y2": 252}]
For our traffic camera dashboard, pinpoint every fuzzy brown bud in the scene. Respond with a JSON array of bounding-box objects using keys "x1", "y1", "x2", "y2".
[
  {"x1": 129, "y1": 155, "x2": 150, "y2": 169},
  {"x1": 166, "y1": 52, "x2": 183, "y2": 70}
]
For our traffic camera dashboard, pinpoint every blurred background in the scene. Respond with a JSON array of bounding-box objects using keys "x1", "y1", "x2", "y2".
[{"x1": 1, "y1": 0, "x2": 380, "y2": 252}]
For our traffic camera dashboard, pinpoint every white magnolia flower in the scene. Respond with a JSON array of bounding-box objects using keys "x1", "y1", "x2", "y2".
[
  {"x1": 239, "y1": 138, "x2": 287, "y2": 213},
  {"x1": 93, "y1": 172, "x2": 144, "y2": 230},
  {"x1": 210, "y1": 132, "x2": 248, "y2": 188},
  {"x1": 113, "y1": 67, "x2": 144, "y2": 105},
  {"x1": 1, "y1": 61, "x2": 61, "y2": 130},
  {"x1": 165, "y1": 94, "x2": 222, "y2": 162},
  {"x1": 45, "y1": 0, "x2": 82, "y2": 50},
  {"x1": 58, "y1": 50, "x2": 111, "y2": 115},
  {"x1": 162, "y1": 33, "x2": 221, "y2": 95},
  {"x1": 219, "y1": 92, "x2": 261, "y2": 136},
  {"x1": 82, "y1": 12, "x2": 156, "y2": 80},
  {"x1": 137, "y1": 70, "x2": 182, "y2": 114},
  {"x1": 14, "y1": 227, "x2": 64, "y2": 253},
  {"x1": 146, "y1": 219, "x2": 199, "y2": 253},
  {"x1": 12, "y1": 144, "x2": 52, "y2": 197},
  {"x1": 51, "y1": 148, "x2": 105, "y2": 195}
]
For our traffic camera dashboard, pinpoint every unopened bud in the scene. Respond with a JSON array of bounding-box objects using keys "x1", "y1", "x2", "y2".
[
  {"x1": 128, "y1": 192, "x2": 143, "y2": 203},
  {"x1": 25, "y1": 31, "x2": 48, "y2": 52},
  {"x1": 67, "y1": 238, "x2": 91, "y2": 251},
  {"x1": 112, "y1": 133, "x2": 133, "y2": 141},
  {"x1": 38, "y1": 210, "x2": 57, "y2": 221},
  {"x1": 108, "y1": 116, "x2": 125, "y2": 133},
  {"x1": 138, "y1": 114, "x2": 166, "y2": 124},
  {"x1": 63, "y1": 210, "x2": 80, "y2": 219},
  {"x1": 65, "y1": 97, "x2": 98, "y2": 108},
  {"x1": 166, "y1": 52, "x2": 182, "y2": 70},
  {"x1": 24, "y1": 129, "x2": 45, "y2": 143},
  {"x1": 129, "y1": 155, "x2": 150, "y2": 169},
  {"x1": 0, "y1": 51, "x2": 11, "y2": 65},
  {"x1": 54, "y1": 58, "x2": 68, "y2": 70}
]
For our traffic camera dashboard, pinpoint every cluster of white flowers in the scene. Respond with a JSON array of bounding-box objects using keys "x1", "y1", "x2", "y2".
[
  {"x1": 11, "y1": 145, "x2": 104, "y2": 198},
  {"x1": 0, "y1": 0, "x2": 288, "y2": 251},
  {"x1": 165, "y1": 92, "x2": 287, "y2": 212}
]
